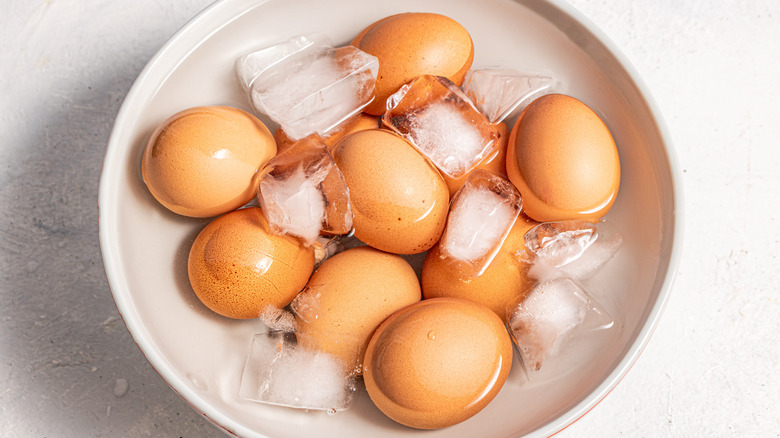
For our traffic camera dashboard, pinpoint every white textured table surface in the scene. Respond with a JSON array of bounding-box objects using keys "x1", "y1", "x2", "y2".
[{"x1": 1, "y1": 1, "x2": 778, "y2": 437}]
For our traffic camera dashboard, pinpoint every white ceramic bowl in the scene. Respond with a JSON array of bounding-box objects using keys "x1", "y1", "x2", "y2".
[{"x1": 99, "y1": 0, "x2": 683, "y2": 436}]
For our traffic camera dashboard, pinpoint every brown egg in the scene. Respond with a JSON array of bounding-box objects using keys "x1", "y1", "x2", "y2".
[
  {"x1": 188, "y1": 207, "x2": 314, "y2": 319},
  {"x1": 351, "y1": 13, "x2": 474, "y2": 115},
  {"x1": 273, "y1": 113, "x2": 380, "y2": 154},
  {"x1": 422, "y1": 213, "x2": 538, "y2": 322},
  {"x1": 363, "y1": 297, "x2": 513, "y2": 429},
  {"x1": 331, "y1": 129, "x2": 449, "y2": 254},
  {"x1": 293, "y1": 246, "x2": 421, "y2": 369},
  {"x1": 142, "y1": 106, "x2": 276, "y2": 217},
  {"x1": 506, "y1": 94, "x2": 620, "y2": 222},
  {"x1": 441, "y1": 122, "x2": 509, "y2": 197}
]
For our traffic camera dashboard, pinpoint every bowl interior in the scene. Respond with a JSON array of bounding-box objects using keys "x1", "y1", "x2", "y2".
[{"x1": 99, "y1": 0, "x2": 680, "y2": 436}]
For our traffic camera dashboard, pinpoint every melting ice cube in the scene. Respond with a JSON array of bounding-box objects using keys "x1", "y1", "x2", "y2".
[
  {"x1": 507, "y1": 278, "x2": 611, "y2": 372},
  {"x1": 524, "y1": 220, "x2": 624, "y2": 281},
  {"x1": 260, "y1": 165, "x2": 325, "y2": 244},
  {"x1": 462, "y1": 69, "x2": 556, "y2": 123},
  {"x1": 239, "y1": 332, "x2": 357, "y2": 411},
  {"x1": 439, "y1": 170, "x2": 522, "y2": 278},
  {"x1": 257, "y1": 136, "x2": 353, "y2": 246},
  {"x1": 237, "y1": 34, "x2": 379, "y2": 140},
  {"x1": 383, "y1": 75, "x2": 498, "y2": 178}
]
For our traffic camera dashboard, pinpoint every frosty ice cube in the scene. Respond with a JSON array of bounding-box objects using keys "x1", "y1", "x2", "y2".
[
  {"x1": 236, "y1": 35, "x2": 379, "y2": 140},
  {"x1": 462, "y1": 69, "x2": 555, "y2": 123},
  {"x1": 257, "y1": 135, "x2": 353, "y2": 246},
  {"x1": 524, "y1": 220, "x2": 624, "y2": 281},
  {"x1": 383, "y1": 75, "x2": 498, "y2": 178},
  {"x1": 507, "y1": 278, "x2": 612, "y2": 372},
  {"x1": 259, "y1": 305, "x2": 298, "y2": 333},
  {"x1": 439, "y1": 170, "x2": 522, "y2": 278},
  {"x1": 239, "y1": 331, "x2": 357, "y2": 412}
]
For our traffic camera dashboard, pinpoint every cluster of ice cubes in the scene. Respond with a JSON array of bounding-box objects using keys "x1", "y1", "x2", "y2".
[
  {"x1": 379, "y1": 68, "x2": 557, "y2": 180},
  {"x1": 236, "y1": 34, "x2": 379, "y2": 140},
  {"x1": 438, "y1": 170, "x2": 522, "y2": 278},
  {"x1": 507, "y1": 220, "x2": 623, "y2": 373},
  {"x1": 235, "y1": 34, "x2": 594, "y2": 408}
]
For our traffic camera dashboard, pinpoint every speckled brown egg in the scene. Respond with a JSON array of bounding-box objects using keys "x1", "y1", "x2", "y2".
[
  {"x1": 273, "y1": 113, "x2": 380, "y2": 154},
  {"x1": 293, "y1": 246, "x2": 421, "y2": 369},
  {"x1": 363, "y1": 297, "x2": 513, "y2": 429},
  {"x1": 331, "y1": 129, "x2": 449, "y2": 254},
  {"x1": 351, "y1": 13, "x2": 474, "y2": 115},
  {"x1": 421, "y1": 213, "x2": 538, "y2": 322},
  {"x1": 187, "y1": 207, "x2": 314, "y2": 319},
  {"x1": 141, "y1": 106, "x2": 276, "y2": 218},
  {"x1": 506, "y1": 94, "x2": 620, "y2": 222},
  {"x1": 441, "y1": 122, "x2": 509, "y2": 197}
]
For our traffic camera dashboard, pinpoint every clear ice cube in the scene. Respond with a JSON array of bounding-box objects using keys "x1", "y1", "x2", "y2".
[
  {"x1": 257, "y1": 135, "x2": 353, "y2": 246},
  {"x1": 461, "y1": 69, "x2": 556, "y2": 123},
  {"x1": 236, "y1": 35, "x2": 379, "y2": 140},
  {"x1": 524, "y1": 220, "x2": 624, "y2": 281},
  {"x1": 239, "y1": 331, "x2": 357, "y2": 411},
  {"x1": 507, "y1": 278, "x2": 612, "y2": 372},
  {"x1": 439, "y1": 170, "x2": 522, "y2": 278},
  {"x1": 383, "y1": 75, "x2": 498, "y2": 178},
  {"x1": 236, "y1": 34, "x2": 331, "y2": 92}
]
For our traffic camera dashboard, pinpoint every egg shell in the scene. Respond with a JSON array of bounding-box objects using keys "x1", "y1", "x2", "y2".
[
  {"x1": 363, "y1": 297, "x2": 513, "y2": 429},
  {"x1": 421, "y1": 213, "x2": 538, "y2": 322},
  {"x1": 141, "y1": 106, "x2": 276, "y2": 218},
  {"x1": 331, "y1": 129, "x2": 449, "y2": 254},
  {"x1": 273, "y1": 113, "x2": 380, "y2": 154},
  {"x1": 351, "y1": 13, "x2": 474, "y2": 115},
  {"x1": 187, "y1": 207, "x2": 314, "y2": 319},
  {"x1": 293, "y1": 246, "x2": 421, "y2": 369},
  {"x1": 506, "y1": 94, "x2": 620, "y2": 222},
  {"x1": 441, "y1": 122, "x2": 509, "y2": 197}
]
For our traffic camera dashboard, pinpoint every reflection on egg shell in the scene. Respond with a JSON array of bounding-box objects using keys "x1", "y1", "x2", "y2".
[
  {"x1": 293, "y1": 246, "x2": 421, "y2": 370},
  {"x1": 331, "y1": 129, "x2": 449, "y2": 254},
  {"x1": 141, "y1": 106, "x2": 276, "y2": 218},
  {"x1": 351, "y1": 12, "x2": 474, "y2": 115},
  {"x1": 363, "y1": 297, "x2": 513, "y2": 429},
  {"x1": 422, "y1": 213, "x2": 538, "y2": 322},
  {"x1": 187, "y1": 207, "x2": 314, "y2": 319},
  {"x1": 506, "y1": 94, "x2": 620, "y2": 222}
]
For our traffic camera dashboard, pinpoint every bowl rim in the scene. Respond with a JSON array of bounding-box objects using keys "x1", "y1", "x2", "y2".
[
  {"x1": 526, "y1": 3, "x2": 684, "y2": 437},
  {"x1": 98, "y1": 0, "x2": 685, "y2": 437}
]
